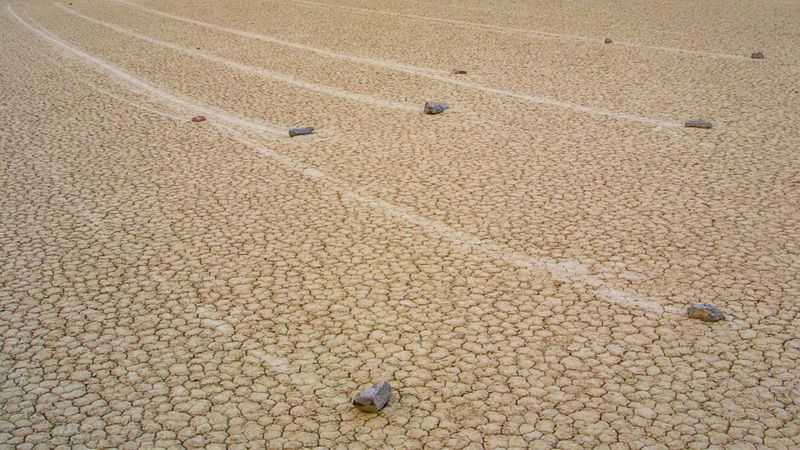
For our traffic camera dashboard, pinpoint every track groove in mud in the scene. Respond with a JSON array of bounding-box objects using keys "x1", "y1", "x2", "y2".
[{"x1": 113, "y1": 0, "x2": 682, "y2": 128}]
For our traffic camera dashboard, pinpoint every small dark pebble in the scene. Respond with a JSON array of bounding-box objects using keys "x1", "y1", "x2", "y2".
[
  {"x1": 687, "y1": 304, "x2": 726, "y2": 322},
  {"x1": 191, "y1": 115, "x2": 206, "y2": 123},
  {"x1": 684, "y1": 119, "x2": 712, "y2": 129},
  {"x1": 451, "y1": 69, "x2": 467, "y2": 74},
  {"x1": 751, "y1": 52, "x2": 764, "y2": 59},
  {"x1": 424, "y1": 101, "x2": 449, "y2": 114},
  {"x1": 353, "y1": 382, "x2": 392, "y2": 413},
  {"x1": 289, "y1": 126, "x2": 315, "y2": 137},
  {"x1": 604, "y1": 37, "x2": 613, "y2": 44}
]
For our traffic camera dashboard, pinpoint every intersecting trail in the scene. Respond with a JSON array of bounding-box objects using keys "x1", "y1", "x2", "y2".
[
  {"x1": 9, "y1": 7, "x2": 287, "y2": 136},
  {"x1": 112, "y1": 0, "x2": 682, "y2": 128},
  {"x1": 9, "y1": 4, "x2": 677, "y2": 317},
  {"x1": 57, "y1": 4, "x2": 419, "y2": 112}
]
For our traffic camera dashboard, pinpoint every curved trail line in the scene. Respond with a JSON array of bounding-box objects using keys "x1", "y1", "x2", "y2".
[
  {"x1": 112, "y1": 0, "x2": 446, "y2": 76},
  {"x1": 57, "y1": 4, "x2": 418, "y2": 113},
  {"x1": 287, "y1": 0, "x2": 750, "y2": 61},
  {"x1": 113, "y1": 0, "x2": 681, "y2": 128},
  {"x1": 30, "y1": 42, "x2": 188, "y2": 123},
  {"x1": 7, "y1": 7, "x2": 286, "y2": 136},
  {"x1": 8, "y1": 5, "x2": 680, "y2": 317},
  {"x1": 60, "y1": 3, "x2": 643, "y2": 137},
  {"x1": 55, "y1": 3, "x2": 637, "y2": 139},
  {"x1": 41, "y1": 46, "x2": 188, "y2": 123},
  {"x1": 219, "y1": 126, "x2": 681, "y2": 317}
]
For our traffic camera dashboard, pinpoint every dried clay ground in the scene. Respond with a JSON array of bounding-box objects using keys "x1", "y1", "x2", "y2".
[{"x1": 1, "y1": 0, "x2": 799, "y2": 448}]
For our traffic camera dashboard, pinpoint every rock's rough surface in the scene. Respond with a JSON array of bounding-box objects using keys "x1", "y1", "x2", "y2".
[
  {"x1": 751, "y1": 51, "x2": 764, "y2": 59},
  {"x1": 289, "y1": 126, "x2": 315, "y2": 137},
  {"x1": 424, "y1": 102, "x2": 449, "y2": 114},
  {"x1": 684, "y1": 119, "x2": 712, "y2": 129},
  {"x1": 687, "y1": 304, "x2": 726, "y2": 322},
  {"x1": 353, "y1": 382, "x2": 392, "y2": 412},
  {"x1": 604, "y1": 37, "x2": 613, "y2": 44},
  {"x1": 191, "y1": 115, "x2": 206, "y2": 122}
]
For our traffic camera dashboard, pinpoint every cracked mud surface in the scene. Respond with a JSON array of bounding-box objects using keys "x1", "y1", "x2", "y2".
[{"x1": 1, "y1": 0, "x2": 799, "y2": 448}]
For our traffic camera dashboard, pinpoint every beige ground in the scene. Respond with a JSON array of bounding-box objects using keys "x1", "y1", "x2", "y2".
[{"x1": 1, "y1": 0, "x2": 799, "y2": 448}]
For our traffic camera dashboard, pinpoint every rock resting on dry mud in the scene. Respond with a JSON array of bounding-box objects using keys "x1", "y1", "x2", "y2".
[
  {"x1": 424, "y1": 102, "x2": 449, "y2": 114},
  {"x1": 604, "y1": 37, "x2": 613, "y2": 44},
  {"x1": 685, "y1": 119, "x2": 712, "y2": 129},
  {"x1": 289, "y1": 127, "x2": 315, "y2": 137},
  {"x1": 687, "y1": 304, "x2": 726, "y2": 322},
  {"x1": 751, "y1": 51, "x2": 764, "y2": 59},
  {"x1": 353, "y1": 382, "x2": 392, "y2": 412}
]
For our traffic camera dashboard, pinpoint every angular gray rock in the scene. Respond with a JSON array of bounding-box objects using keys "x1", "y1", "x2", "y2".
[
  {"x1": 687, "y1": 304, "x2": 725, "y2": 322},
  {"x1": 353, "y1": 382, "x2": 391, "y2": 412},
  {"x1": 452, "y1": 69, "x2": 467, "y2": 74},
  {"x1": 604, "y1": 37, "x2": 613, "y2": 44},
  {"x1": 751, "y1": 52, "x2": 764, "y2": 59},
  {"x1": 424, "y1": 102, "x2": 449, "y2": 114},
  {"x1": 289, "y1": 127, "x2": 315, "y2": 137},
  {"x1": 684, "y1": 119, "x2": 712, "y2": 129}
]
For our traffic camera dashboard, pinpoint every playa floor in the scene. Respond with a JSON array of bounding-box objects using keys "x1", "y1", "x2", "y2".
[{"x1": 1, "y1": 0, "x2": 799, "y2": 448}]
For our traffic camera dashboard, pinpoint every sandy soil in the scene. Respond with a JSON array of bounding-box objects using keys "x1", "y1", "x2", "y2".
[{"x1": 1, "y1": 0, "x2": 799, "y2": 448}]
